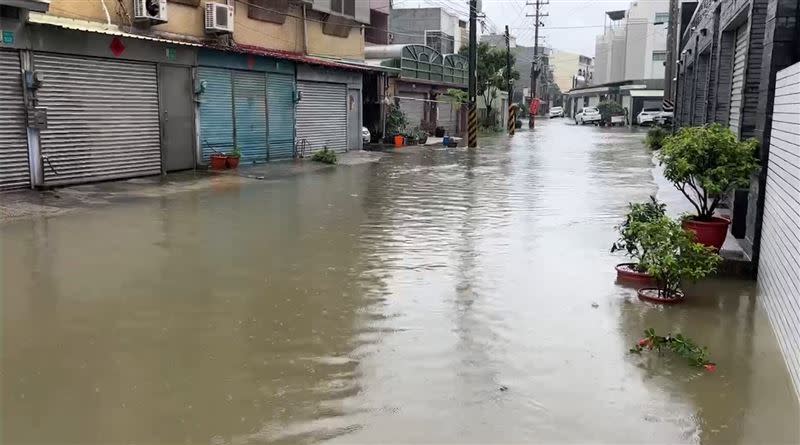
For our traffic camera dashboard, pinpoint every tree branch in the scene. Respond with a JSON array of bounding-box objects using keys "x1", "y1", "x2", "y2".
[{"x1": 675, "y1": 183, "x2": 703, "y2": 215}]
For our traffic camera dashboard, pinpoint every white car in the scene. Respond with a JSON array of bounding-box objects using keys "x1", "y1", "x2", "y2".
[
  {"x1": 361, "y1": 127, "x2": 371, "y2": 143},
  {"x1": 636, "y1": 108, "x2": 662, "y2": 125},
  {"x1": 575, "y1": 107, "x2": 601, "y2": 125},
  {"x1": 549, "y1": 106, "x2": 564, "y2": 118}
]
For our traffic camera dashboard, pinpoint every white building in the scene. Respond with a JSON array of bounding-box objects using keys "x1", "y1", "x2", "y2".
[
  {"x1": 390, "y1": 7, "x2": 464, "y2": 54},
  {"x1": 593, "y1": 1, "x2": 669, "y2": 84}
]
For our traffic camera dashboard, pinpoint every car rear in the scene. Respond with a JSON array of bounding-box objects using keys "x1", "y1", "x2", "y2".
[
  {"x1": 637, "y1": 108, "x2": 660, "y2": 125},
  {"x1": 583, "y1": 107, "x2": 601, "y2": 122},
  {"x1": 549, "y1": 107, "x2": 564, "y2": 118}
]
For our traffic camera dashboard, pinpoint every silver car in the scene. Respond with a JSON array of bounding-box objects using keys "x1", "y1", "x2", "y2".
[{"x1": 575, "y1": 107, "x2": 601, "y2": 125}]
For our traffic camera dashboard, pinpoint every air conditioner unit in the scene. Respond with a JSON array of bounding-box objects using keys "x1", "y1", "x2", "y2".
[
  {"x1": 205, "y1": 2, "x2": 234, "y2": 34},
  {"x1": 134, "y1": 0, "x2": 168, "y2": 23}
]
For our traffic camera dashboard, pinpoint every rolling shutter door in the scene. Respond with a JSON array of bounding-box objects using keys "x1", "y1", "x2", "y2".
[
  {"x1": 35, "y1": 53, "x2": 160, "y2": 185},
  {"x1": 199, "y1": 67, "x2": 234, "y2": 162},
  {"x1": 233, "y1": 71, "x2": 268, "y2": 163},
  {"x1": 438, "y1": 103, "x2": 458, "y2": 135},
  {"x1": 729, "y1": 24, "x2": 748, "y2": 136},
  {"x1": 296, "y1": 81, "x2": 347, "y2": 153},
  {"x1": 267, "y1": 74, "x2": 295, "y2": 159},
  {"x1": 0, "y1": 50, "x2": 29, "y2": 191},
  {"x1": 400, "y1": 92, "x2": 426, "y2": 129}
]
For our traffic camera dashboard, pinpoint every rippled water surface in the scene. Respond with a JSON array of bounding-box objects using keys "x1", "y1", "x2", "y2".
[{"x1": 3, "y1": 120, "x2": 798, "y2": 444}]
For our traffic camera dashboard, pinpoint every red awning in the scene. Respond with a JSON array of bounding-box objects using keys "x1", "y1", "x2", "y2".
[{"x1": 211, "y1": 43, "x2": 379, "y2": 72}]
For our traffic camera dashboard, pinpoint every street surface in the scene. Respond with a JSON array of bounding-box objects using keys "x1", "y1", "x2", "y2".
[{"x1": 2, "y1": 119, "x2": 798, "y2": 444}]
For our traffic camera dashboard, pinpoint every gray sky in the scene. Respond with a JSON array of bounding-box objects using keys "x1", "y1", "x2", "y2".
[{"x1": 397, "y1": 0, "x2": 643, "y2": 57}]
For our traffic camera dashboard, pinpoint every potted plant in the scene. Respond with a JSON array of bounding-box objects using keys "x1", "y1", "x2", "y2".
[
  {"x1": 597, "y1": 100, "x2": 624, "y2": 126},
  {"x1": 311, "y1": 146, "x2": 337, "y2": 164},
  {"x1": 611, "y1": 196, "x2": 666, "y2": 283},
  {"x1": 636, "y1": 216, "x2": 721, "y2": 303},
  {"x1": 210, "y1": 152, "x2": 227, "y2": 170},
  {"x1": 659, "y1": 124, "x2": 758, "y2": 249},
  {"x1": 226, "y1": 146, "x2": 242, "y2": 169}
]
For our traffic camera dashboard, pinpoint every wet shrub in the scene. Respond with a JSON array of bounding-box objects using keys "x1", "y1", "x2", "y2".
[
  {"x1": 645, "y1": 127, "x2": 668, "y2": 150},
  {"x1": 311, "y1": 147, "x2": 337, "y2": 165},
  {"x1": 631, "y1": 328, "x2": 716, "y2": 372},
  {"x1": 597, "y1": 100, "x2": 624, "y2": 123},
  {"x1": 611, "y1": 196, "x2": 666, "y2": 271}
]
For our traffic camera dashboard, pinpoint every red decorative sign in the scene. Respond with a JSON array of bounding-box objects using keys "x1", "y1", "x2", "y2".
[
  {"x1": 529, "y1": 98, "x2": 541, "y2": 115},
  {"x1": 109, "y1": 37, "x2": 126, "y2": 57}
]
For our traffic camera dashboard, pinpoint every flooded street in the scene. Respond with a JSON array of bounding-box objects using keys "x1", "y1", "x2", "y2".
[{"x1": 2, "y1": 120, "x2": 798, "y2": 444}]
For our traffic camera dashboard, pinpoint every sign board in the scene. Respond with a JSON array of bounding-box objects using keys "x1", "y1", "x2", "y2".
[
  {"x1": 166, "y1": 47, "x2": 177, "y2": 61},
  {"x1": 2, "y1": 31, "x2": 14, "y2": 45}
]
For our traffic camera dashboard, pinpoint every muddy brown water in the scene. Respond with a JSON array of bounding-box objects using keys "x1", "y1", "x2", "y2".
[{"x1": 2, "y1": 120, "x2": 798, "y2": 444}]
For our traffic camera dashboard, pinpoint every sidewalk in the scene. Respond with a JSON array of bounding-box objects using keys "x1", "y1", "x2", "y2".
[{"x1": 0, "y1": 151, "x2": 384, "y2": 225}]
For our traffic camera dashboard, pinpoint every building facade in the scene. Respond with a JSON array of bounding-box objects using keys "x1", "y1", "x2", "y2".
[
  {"x1": 389, "y1": 7, "x2": 464, "y2": 54},
  {"x1": 551, "y1": 50, "x2": 594, "y2": 92}
]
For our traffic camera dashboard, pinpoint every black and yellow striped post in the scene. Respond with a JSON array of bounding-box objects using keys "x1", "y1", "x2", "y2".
[
  {"x1": 468, "y1": 102, "x2": 478, "y2": 147},
  {"x1": 507, "y1": 103, "x2": 517, "y2": 135}
]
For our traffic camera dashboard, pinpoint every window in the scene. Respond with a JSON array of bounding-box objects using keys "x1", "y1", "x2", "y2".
[
  {"x1": 343, "y1": 0, "x2": 354, "y2": 17},
  {"x1": 652, "y1": 51, "x2": 667, "y2": 62},
  {"x1": 654, "y1": 12, "x2": 669, "y2": 24},
  {"x1": 248, "y1": 0, "x2": 289, "y2": 24},
  {"x1": 0, "y1": 5, "x2": 21, "y2": 19},
  {"x1": 331, "y1": 0, "x2": 342, "y2": 13}
]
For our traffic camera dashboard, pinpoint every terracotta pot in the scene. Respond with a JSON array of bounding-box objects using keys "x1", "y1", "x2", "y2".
[
  {"x1": 682, "y1": 216, "x2": 730, "y2": 250},
  {"x1": 637, "y1": 287, "x2": 685, "y2": 304},
  {"x1": 226, "y1": 155, "x2": 240, "y2": 169},
  {"x1": 210, "y1": 154, "x2": 227, "y2": 170},
  {"x1": 615, "y1": 263, "x2": 654, "y2": 284},
  {"x1": 393, "y1": 135, "x2": 405, "y2": 147}
]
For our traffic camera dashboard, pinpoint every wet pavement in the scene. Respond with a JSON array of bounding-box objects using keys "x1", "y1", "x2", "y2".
[{"x1": 2, "y1": 119, "x2": 798, "y2": 444}]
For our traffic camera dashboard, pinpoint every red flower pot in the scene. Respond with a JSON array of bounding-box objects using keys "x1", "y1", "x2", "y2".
[
  {"x1": 637, "y1": 288, "x2": 685, "y2": 304},
  {"x1": 682, "y1": 216, "x2": 730, "y2": 250},
  {"x1": 210, "y1": 154, "x2": 227, "y2": 170},
  {"x1": 615, "y1": 263, "x2": 654, "y2": 284},
  {"x1": 226, "y1": 155, "x2": 240, "y2": 169}
]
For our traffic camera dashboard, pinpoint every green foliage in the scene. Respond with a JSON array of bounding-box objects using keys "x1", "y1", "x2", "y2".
[
  {"x1": 597, "y1": 100, "x2": 624, "y2": 123},
  {"x1": 386, "y1": 104, "x2": 408, "y2": 136},
  {"x1": 230, "y1": 146, "x2": 242, "y2": 158},
  {"x1": 443, "y1": 88, "x2": 468, "y2": 110},
  {"x1": 659, "y1": 124, "x2": 758, "y2": 220},
  {"x1": 611, "y1": 196, "x2": 667, "y2": 269},
  {"x1": 637, "y1": 216, "x2": 721, "y2": 296},
  {"x1": 459, "y1": 43, "x2": 520, "y2": 117},
  {"x1": 311, "y1": 147, "x2": 337, "y2": 165},
  {"x1": 645, "y1": 127, "x2": 669, "y2": 150},
  {"x1": 631, "y1": 328, "x2": 716, "y2": 371}
]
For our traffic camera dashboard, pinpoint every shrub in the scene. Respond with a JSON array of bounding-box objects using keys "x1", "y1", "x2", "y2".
[
  {"x1": 637, "y1": 216, "x2": 721, "y2": 298},
  {"x1": 659, "y1": 124, "x2": 758, "y2": 220},
  {"x1": 631, "y1": 328, "x2": 716, "y2": 371},
  {"x1": 645, "y1": 127, "x2": 668, "y2": 150},
  {"x1": 611, "y1": 196, "x2": 667, "y2": 270},
  {"x1": 597, "y1": 100, "x2": 624, "y2": 123},
  {"x1": 386, "y1": 104, "x2": 408, "y2": 136},
  {"x1": 311, "y1": 147, "x2": 337, "y2": 165}
]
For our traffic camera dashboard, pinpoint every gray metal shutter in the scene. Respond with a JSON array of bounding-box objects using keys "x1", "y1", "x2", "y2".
[
  {"x1": 35, "y1": 53, "x2": 160, "y2": 185},
  {"x1": 198, "y1": 67, "x2": 234, "y2": 162},
  {"x1": 267, "y1": 73, "x2": 296, "y2": 159},
  {"x1": 758, "y1": 61, "x2": 800, "y2": 401},
  {"x1": 233, "y1": 71, "x2": 268, "y2": 163},
  {"x1": 296, "y1": 81, "x2": 347, "y2": 153},
  {"x1": 437, "y1": 102, "x2": 458, "y2": 135},
  {"x1": 399, "y1": 93, "x2": 426, "y2": 129},
  {"x1": 729, "y1": 24, "x2": 748, "y2": 136},
  {"x1": 0, "y1": 49, "x2": 29, "y2": 191}
]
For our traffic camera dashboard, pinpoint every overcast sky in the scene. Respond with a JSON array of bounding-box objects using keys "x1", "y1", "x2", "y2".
[{"x1": 397, "y1": 0, "x2": 646, "y2": 57}]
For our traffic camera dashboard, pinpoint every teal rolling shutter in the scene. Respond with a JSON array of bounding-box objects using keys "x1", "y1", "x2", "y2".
[
  {"x1": 199, "y1": 67, "x2": 234, "y2": 162},
  {"x1": 267, "y1": 73, "x2": 295, "y2": 159},
  {"x1": 233, "y1": 71, "x2": 268, "y2": 163}
]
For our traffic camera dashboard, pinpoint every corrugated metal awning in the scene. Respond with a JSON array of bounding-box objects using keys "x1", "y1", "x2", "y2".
[{"x1": 27, "y1": 12, "x2": 202, "y2": 47}]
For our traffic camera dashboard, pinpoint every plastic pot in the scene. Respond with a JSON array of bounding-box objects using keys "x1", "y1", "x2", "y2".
[
  {"x1": 226, "y1": 155, "x2": 240, "y2": 169},
  {"x1": 210, "y1": 154, "x2": 227, "y2": 170},
  {"x1": 393, "y1": 135, "x2": 405, "y2": 147},
  {"x1": 615, "y1": 263, "x2": 654, "y2": 284},
  {"x1": 682, "y1": 216, "x2": 730, "y2": 250}
]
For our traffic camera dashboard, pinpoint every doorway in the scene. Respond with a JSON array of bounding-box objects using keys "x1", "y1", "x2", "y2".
[{"x1": 159, "y1": 65, "x2": 195, "y2": 172}]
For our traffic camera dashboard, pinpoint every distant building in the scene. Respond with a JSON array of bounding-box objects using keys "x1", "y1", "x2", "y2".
[
  {"x1": 551, "y1": 51, "x2": 594, "y2": 92},
  {"x1": 593, "y1": 1, "x2": 670, "y2": 84},
  {"x1": 390, "y1": 7, "x2": 464, "y2": 54}
]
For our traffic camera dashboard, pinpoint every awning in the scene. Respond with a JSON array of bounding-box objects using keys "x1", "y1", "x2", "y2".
[
  {"x1": 1, "y1": 0, "x2": 48, "y2": 12},
  {"x1": 629, "y1": 90, "x2": 664, "y2": 97},
  {"x1": 27, "y1": 12, "x2": 202, "y2": 46},
  {"x1": 219, "y1": 44, "x2": 392, "y2": 73}
]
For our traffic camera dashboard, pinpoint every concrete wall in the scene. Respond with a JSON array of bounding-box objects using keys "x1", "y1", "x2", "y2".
[{"x1": 390, "y1": 8, "x2": 440, "y2": 45}]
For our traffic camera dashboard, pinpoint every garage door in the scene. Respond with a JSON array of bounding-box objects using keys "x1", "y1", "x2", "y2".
[
  {"x1": 233, "y1": 71, "x2": 268, "y2": 163},
  {"x1": 199, "y1": 67, "x2": 234, "y2": 162},
  {"x1": 267, "y1": 73, "x2": 296, "y2": 159},
  {"x1": 438, "y1": 102, "x2": 458, "y2": 135},
  {"x1": 0, "y1": 49, "x2": 29, "y2": 191},
  {"x1": 35, "y1": 53, "x2": 160, "y2": 185},
  {"x1": 399, "y1": 92, "x2": 426, "y2": 129},
  {"x1": 758, "y1": 61, "x2": 800, "y2": 401},
  {"x1": 296, "y1": 81, "x2": 347, "y2": 153},
  {"x1": 729, "y1": 24, "x2": 748, "y2": 137}
]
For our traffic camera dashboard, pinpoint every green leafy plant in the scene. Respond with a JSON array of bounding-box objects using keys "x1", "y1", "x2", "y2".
[
  {"x1": 458, "y1": 43, "x2": 519, "y2": 120},
  {"x1": 311, "y1": 147, "x2": 337, "y2": 165},
  {"x1": 645, "y1": 127, "x2": 668, "y2": 150},
  {"x1": 597, "y1": 100, "x2": 624, "y2": 124},
  {"x1": 229, "y1": 146, "x2": 242, "y2": 158},
  {"x1": 611, "y1": 196, "x2": 667, "y2": 271},
  {"x1": 637, "y1": 216, "x2": 721, "y2": 298},
  {"x1": 631, "y1": 328, "x2": 716, "y2": 372},
  {"x1": 443, "y1": 88, "x2": 468, "y2": 111},
  {"x1": 658, "y1": 124, "x2": 758, "y2": 220},
  {"x1": 386, "y1": 104, "x2": 408, "y2": 137}
]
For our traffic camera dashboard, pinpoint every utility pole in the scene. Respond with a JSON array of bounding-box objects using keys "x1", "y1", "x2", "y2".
[
  {"x1": 505, "y1": 25, "x2": 516, "y2": 135},
  {"x1": 467, "y1": 0, "x2": 478, "y2": 147},
  {"x1": 527, "y1": 0, "x2": 547, "y2": 128},
  {"x1": 663, "y1": 0, "x2": 679, "y2": 101}
]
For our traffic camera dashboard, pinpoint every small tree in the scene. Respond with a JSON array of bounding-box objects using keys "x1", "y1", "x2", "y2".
[
  {"x1": 597, "y1": 100, "x2": 624, "y2": 124},
  {"x1": 386, "y1": 104, "x2": 408, "y2": 137},
  {"x1": 638, "y1": 216, "x2": 721, "y2": 299},
  {"x1": 611, "y1": 196, "x2": 667, "y2": 271},
  {"x1": 459, "y1": 43, "x2": 519, "y2": 124},
  {"x1": 659, "y1": 124, "x2": 758, "y2": 220}
]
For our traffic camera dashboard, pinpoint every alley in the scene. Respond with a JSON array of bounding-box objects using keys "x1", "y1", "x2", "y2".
[{"x1": 2, "y1": 120, "x2": 798, "y2": 444}]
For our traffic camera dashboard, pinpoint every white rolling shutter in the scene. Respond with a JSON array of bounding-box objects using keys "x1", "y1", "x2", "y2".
[
  {"x1": 0, "y1": 50, "x2": 30, "y2": 191},
  {"x1": 729, "y1": 24, "x2": 748, "y2": 136},
  {"x1": 35, "y1": 53, "x2": 161, "y2": 185},
  {"x1": 296, "y1": 81, "x2": 347, "y2": 153}
]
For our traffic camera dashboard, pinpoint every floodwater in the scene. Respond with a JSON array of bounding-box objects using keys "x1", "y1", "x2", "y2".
[{"x1": 2, "y1": 120, "x2": 798, "y2": 444}]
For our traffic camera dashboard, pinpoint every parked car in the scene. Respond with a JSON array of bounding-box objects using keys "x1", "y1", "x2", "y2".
[
  {"x1": 361, "y1": 127, "x2": 371, "y2": 143},
  {"x1": 636, "y1": 108, "x2": 662, "y2": 126},
  {"x1": 654, "y1": 111, "x2": 674, "y2": 127},
  {"x1": 549, "y1": 106, "x2": 564, "y2": 118},
  {"x1": 575, "y1": 107, "x2": 601, "y2": 125}
]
